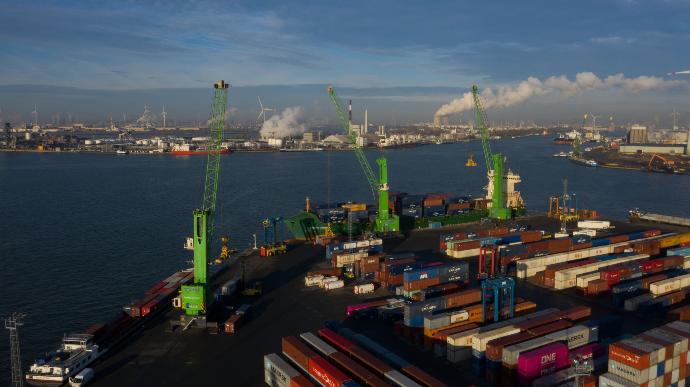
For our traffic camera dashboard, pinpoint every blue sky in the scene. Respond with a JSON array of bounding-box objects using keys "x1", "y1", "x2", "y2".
[{"x1": 1, "y1": 0, "x2": 689, "y2": 124}]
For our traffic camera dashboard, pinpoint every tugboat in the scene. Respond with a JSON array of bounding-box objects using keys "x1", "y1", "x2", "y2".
[{"x1": 25, "y1": 334, "x2": 103, "y2": 386}]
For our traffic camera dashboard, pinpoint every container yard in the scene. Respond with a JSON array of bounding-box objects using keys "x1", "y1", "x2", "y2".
[{"x1": 19, "y1": 212, "x2": 673, "y2": 386}]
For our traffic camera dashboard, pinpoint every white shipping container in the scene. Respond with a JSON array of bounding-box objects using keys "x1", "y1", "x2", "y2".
[
  {"x1": 472, "y1": 326, "x2": 521, "y2": 353},
  {"x1": 599, "y1": 372, "x2": 643, "y2": 387},
  {"x1": 356, "y1": 240, "x2": 370, "y2": 248},
  {"x1": 324, "y1": 280, "x2": 344, "y2": 290},
  {"x1": 576, "y1": 272, "x2": 603, "y2": 289},
  {"x1": 578, "y1": 220, "x2": 611, "y2": 229},
  {"x1": 304, "y1": 275, "x2": 324, "y2": 287},
  {"x1": 370, "y1": 238, "x2": 383, "y2": 246},
  {"x1": 343, "y1": 242, "x2": 357, "y2": 249},
  {"x1": 354, "y1": 283, "x2": 375, "y2": 294},
  {"x1": 446, "y1": 248, "x2": 480, "y2": 259},
  {"x1": 573, "y1": 229, "x2": 597, "y2": 237},
  {"x1": 319, "y1": 276, "x2": 339, "y2": 288},
  {"x1": 264, "y1": 353, "x2": 300, "y2": 387},
  {"x1": 649, "y1": 273, "x2": 690, "y2": 295}
]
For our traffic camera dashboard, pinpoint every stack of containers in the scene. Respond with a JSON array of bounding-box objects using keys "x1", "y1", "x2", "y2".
[
  {"x1": 423, "y1": 300, "x2": 537, "y2": 338},
  {"x1": 400, "y1": 195, "x2": 424, "y2": 218},
  {"x1": 600, "y1": 321, "x2": 690, "y2": 387},
  {"x1": 378, "y1": 256, "x2": 422, "y2": 289},
  {"x1": 317, "y1": 328, "x2": 431, "y2": 387},
  {"x1": 516, "y1": 229, "x2": 663, "y2": 278},
  {"x1": 579, "y1": 255, "x2": 685, "y2": 294},
  {"x1": 402, "y1": 262, "x2": 469, "y2": 294},
  {"x1": 551, "y1": 254, "x2": 650, "y2": 289},
  {"x1": 502, "y1": 324, "x2": 599, "y2": 369},
  {"x1": 124, "y1": 270, "x2": 193, "y2": 318},
  {"x1": 470, "y1": 306, "x2": 591, "y2": 362},
  {"x1": 440, "y1": 232, "x2": 468, "y2": 251},
  {"x1": 423, "y1": 194, "x2": 447, "y2": 218},
  {"x1": 517, "y1": 342, "x2": 570, "y2": 385},
  {"x1": 325, "y1": 239, "x2": 383, "y2": 261},
  {"x1": 281, "y1": 336, "x2": 358, "y2": 387},
  {"x1": 650, "y1": 273, "x2": 690, "y2": 296},
  {"x1": 445, "y1": 308, "x2": 561, "y2": 363},
  {"x1": 333, "y1": 326, "x2": 449, "y2": 387},
  {"x1": 263, "y1": 353, "x2": 314, "y2": 386},
  {"x1": 315, "y1": 204, "x2": 346, "y2": 223},
  {"x1": 404, "y1": 288, "x2": 482, "y2": 327}
]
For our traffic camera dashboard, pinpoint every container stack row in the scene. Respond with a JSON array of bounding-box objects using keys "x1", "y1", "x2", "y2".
[
  {"x1": 269, "y1": 325, "x2": 450, "y2": 387},
  {"x1": 600, "y1": 321, "x2": 690, "y2": 387}
]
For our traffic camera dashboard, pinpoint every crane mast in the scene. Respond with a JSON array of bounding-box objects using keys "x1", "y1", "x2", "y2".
[
  {"x1": 182, "y1": 80, "x2": 229, "y2": 318},
  {"x1": 327, "y1": 86, "x2": 399, "y2": 233},
  {"x1": 471, "y1": 85, "x2": 511, "y2": 220}
]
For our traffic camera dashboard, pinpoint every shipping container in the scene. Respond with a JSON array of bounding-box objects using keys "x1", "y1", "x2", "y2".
[
  {"x1": 264, "y1": 353, "x2": 312, "y2": 387},
  {"x1": 307, "y1": 356, "x2": 354, "y2": 387},
  {"x1": 383, "y1": 370, "x2": 422, "y2": 387},
  {"x1": 282, "y1": 336, "x2": 318, "y2": 371},
  {"x1": 328, "y1": 351, "x2": 388, "y2": 387},
  {"x1": 517, "y1": 341, "x2": 570, "y2": 381}
]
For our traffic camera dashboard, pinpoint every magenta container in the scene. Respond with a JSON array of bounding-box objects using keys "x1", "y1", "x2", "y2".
[
  {"x1": 517, "y1": 342, "x2": 569, "y2": 380},
  {"x1": 568, "y1": 343, "x2": 604, "y2": 362}
]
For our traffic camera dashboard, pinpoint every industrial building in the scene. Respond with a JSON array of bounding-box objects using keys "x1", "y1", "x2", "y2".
[{"x1": 619, "y1": 143, "x2": 687, "y2": 155}]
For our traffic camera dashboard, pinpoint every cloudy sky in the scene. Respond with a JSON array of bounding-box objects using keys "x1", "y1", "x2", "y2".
[{"x1": 1, "y1": 0, "x2": 689, "y2": 125}]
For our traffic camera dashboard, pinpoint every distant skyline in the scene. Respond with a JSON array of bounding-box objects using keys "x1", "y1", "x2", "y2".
[{"x1": 1, "y1": 0, "x2": 689, "y2": 125}]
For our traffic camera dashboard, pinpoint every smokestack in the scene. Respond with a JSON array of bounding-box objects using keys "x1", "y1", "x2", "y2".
[
  {"x1": 364, "y1": 109, "x2": 368, "y2": 135},
  {"x1": 348, "y1": 100, "x2": 352, "y2": 125}
]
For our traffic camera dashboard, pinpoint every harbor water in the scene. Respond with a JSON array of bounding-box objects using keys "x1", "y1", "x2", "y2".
[{"x1": 1, "y1": 134, "x2": 690, "y2": 378}]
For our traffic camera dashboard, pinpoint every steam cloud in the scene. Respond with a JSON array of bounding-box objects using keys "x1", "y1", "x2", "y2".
[
  {"x1": 434, "y1": 72, "x2": 687, "y2": 118},
  {"x1": 260, "y1": 106, "x2": 306, "y2": 138}
]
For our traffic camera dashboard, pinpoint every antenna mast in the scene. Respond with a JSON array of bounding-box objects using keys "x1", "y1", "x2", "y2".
[{"x1": 5, "y1": 312, "x2": 26, "y2": 387}]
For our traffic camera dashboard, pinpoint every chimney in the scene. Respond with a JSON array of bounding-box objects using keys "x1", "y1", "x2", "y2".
[{"x1": 364, "y1": 109, "x2": 368, "y2": 135}]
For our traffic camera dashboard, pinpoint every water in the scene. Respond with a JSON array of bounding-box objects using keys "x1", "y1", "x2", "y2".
[{"x1": 1, "y1": 135, "x2": 689, "y2": 379}]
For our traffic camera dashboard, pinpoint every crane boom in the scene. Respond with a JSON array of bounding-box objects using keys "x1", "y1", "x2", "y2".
[
  {"x1": 471, "y1": 85, "x2": 494, "y2": 173},
  {"x1": 327, "y1": 86, "x2": 378, "y2": 198}
]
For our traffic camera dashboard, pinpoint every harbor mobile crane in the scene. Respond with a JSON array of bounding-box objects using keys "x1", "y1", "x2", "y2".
[
  {"x1": 472, "y1": 85, "x2": 518, "y2": 220},
  {"x1": 327, "y1": 86, "x2": 399, "y2": 233},
  {"x1": 178, "y1": 80, "x2": 229, "y2": 328}
]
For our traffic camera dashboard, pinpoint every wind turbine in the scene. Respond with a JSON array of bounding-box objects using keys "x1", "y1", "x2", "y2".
[
  {"x1": 257, "y1": 96, "x2": 273, "y2": 125},
  {"x1": 161, "y1": 105, "x2": 167, "y2": 129}
]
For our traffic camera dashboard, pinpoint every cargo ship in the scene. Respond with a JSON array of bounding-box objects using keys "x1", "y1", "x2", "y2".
[
  {"x1": 553, "y1": 134, "x2": 574, "y2": 145},
  {"x1": 171, "y1": 144, "x2": 231, "y2": 155},
  {"x1": 25, "y1": 334, "x2": 103, "y2": 386}
]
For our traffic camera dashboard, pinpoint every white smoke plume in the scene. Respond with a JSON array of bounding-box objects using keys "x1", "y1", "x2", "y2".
[
  {"x1": 260, "y1": 106, "x2": 306, "y2": 138},
  {"x1": 434, "y1": 72, "x2": 687, "y2": 118}
]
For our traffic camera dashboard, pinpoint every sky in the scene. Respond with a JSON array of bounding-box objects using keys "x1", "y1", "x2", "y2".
[{"x1": 1, "y1": 0, "x2": 689, "y2": 126}]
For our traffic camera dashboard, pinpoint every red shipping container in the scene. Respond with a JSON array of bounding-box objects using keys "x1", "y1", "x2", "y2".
[
  {"x1": 404, "y1": 277, "x2": 441, "y2": 291},
  {"x1": 444, "y1": 289, "x2": 482, "y2": 308},
  {"x1": 517, "y1": 342, "x2": 569, "y2": 379},
  {"x1": 290, "y1": 375, "x2": 315, "y2": 387},
  {"x1": 308, "y1": 356, "x2": 352, "y2": 387},
  {"x1": 328, "y1": 352, "x2": 387, "y2": 387},
  {"x1": 608, "y1": 235, "x2": 630, "y2": 244},
  {"x1": 520, "y1": 230, "x2": 543, "y2": 243},
  {"x1": 453, "y1": 240, "x2": 481, "y2": 251},
  {"x1": 317, "y1": 329, "x2": 355, "y2": 352},
  {"x1": 282, "y1": 336, "x2": 318, "y2": 370}
]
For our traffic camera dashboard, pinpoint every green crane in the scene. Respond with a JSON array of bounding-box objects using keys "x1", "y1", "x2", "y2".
[
  {"x1": 180, "y1": 80, "x2": 229, "y2": 317},
  {"x1": 327, "y1": 86, "x2": 399, "y2": 233},
  {"x1": 471, "y1": 85, "x2": 511, "y2": 220}
]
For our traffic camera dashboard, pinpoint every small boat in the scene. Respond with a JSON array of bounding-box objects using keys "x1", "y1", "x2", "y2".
[
  {"x1": 115, "y1": 150, "x2": 128, "y2": 155},
  {"x1": 585, "y1": 160, "x2": 598, "y2": 167},
  {"x1": 26, "y1": 334, "x2": 103, "y2": 386},
  {"x1": 552, "y1": 152, "x2": 569, "y2": 157}
]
